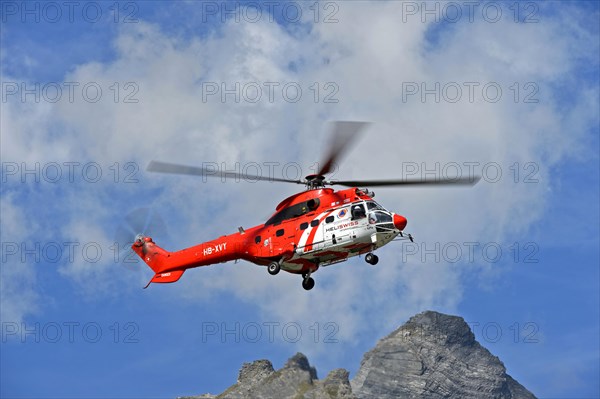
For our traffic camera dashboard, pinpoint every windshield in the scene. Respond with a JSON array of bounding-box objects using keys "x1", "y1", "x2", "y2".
[
  {"x1": 368, "y1": 210, "x2": 393, "y2": 224},
  {"x1": 366, "y1": 201, "x2": 384, "y2": 211}
]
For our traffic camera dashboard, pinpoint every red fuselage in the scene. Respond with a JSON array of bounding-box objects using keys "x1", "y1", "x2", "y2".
[{"x1": 133, "y1": 187, "x2": 407, "y2": 285}]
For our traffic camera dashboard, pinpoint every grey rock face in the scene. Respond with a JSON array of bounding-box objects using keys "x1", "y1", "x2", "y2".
[
  {"x1": 351, "y1": 311, "x2": 536, "y2": 399},
  {"x1": 313, "y1": 369, "x2": 355, "y2": 399},
  {"x1": 185, "y1": 311, "x2": 536, "y2": 399},
  {"x1": 237, "y1": 359, "x2": 275, "y2": 386},
  {"x1": 206, "y1": 352, "x2": 354, "y2": 399}
]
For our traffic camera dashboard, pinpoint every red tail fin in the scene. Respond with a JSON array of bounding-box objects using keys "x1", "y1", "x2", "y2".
[
  {"x1": 131, "y1": 236, "x2": 170, "y2": 273},
  {"x1": 132, "y1": 237, "x2": 186, "y2": 287}
]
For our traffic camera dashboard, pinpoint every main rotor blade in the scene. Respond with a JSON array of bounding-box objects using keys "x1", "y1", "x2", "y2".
[
  {"x1": 331, "y1": 176, "x2": 481, "y2": 187},
  {"x1": 147, "y1": 161, "x2": 303, "y2": 184},
  {"x1": 318, "y1": 121, "x2": 370, "y2": 176}
]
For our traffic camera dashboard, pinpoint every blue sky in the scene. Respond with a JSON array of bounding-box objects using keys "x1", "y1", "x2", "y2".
[{"x1": 1, "y1": 1, "x2": 599, "y2": 398}]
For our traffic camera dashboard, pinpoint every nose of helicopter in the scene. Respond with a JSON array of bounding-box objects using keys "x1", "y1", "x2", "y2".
[{"x1": 393, "y1": 214, "x2": 407, "y2": 231}]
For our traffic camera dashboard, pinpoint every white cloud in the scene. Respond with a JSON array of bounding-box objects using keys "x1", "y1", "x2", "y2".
[{"x1": 0, "y1": 193, "x2": 40, "y2": 322}]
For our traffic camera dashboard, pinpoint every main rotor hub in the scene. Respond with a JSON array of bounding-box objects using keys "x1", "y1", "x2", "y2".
[{"x1": 304, "y1": 174, "x2": 327, "y2": 189}]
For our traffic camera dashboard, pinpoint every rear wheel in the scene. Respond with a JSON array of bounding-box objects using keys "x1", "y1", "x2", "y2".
[
  {"x1": 268, "y1": 262, "x2": 280, "y2": 275},
  {"x1": 302, "y1": 277, "x2": 315, "y2": 290}
]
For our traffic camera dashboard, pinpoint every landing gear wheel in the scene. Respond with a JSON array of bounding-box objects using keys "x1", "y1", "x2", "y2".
[
  {"x1": 302, "y1": 277, "x2": 315, "y2": 291},
  {"x1": 268, "y1": 262, "x2": 280, "y2": 275},
  {"x1": 365, "y1": 253, "x2": 379, "y2": 265}
]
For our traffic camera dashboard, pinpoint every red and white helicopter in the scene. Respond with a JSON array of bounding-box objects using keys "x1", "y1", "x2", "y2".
[{"x1": 125, "y1": 122, "x2": 479, "y2": 290}]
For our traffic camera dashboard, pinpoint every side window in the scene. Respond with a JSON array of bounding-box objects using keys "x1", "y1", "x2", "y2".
[
  {"x1": 311, "y1": 219, "x2": 319, "y2": 227},
  {"x1": 300, "y1": 222, "x2": 309, "y2": 230},
  {"x1": 325, "y1": 216, "x2": 335, "y2": 223},
  {"x1": 276, "y1": 229, "x2": 285, "y2": 237},
  {"x1": 351, "y1": 204, "x2": 366, "y2": 220},
  {"x1": 254, "y1": 235, "x2": 261, "y2": 244}
]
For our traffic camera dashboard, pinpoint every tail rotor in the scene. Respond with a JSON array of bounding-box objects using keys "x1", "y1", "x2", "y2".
[{"x1": 114, "y1": 208, "x2": 167, "y2": 271}]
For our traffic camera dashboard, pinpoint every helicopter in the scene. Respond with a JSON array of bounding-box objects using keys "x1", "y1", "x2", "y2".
[{"x1": 128, "y1": 122, "x2": 479, "y2": 290}]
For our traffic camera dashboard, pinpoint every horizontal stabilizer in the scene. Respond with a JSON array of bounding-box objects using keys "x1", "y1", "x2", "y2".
[{"x1": 144, "y1": 270, "x2": 185, "y2": 288}]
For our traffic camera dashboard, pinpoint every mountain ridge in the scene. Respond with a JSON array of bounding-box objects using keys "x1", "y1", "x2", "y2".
[{"x1": 180, "y1": 310, "x2": 536, "y2": 399}]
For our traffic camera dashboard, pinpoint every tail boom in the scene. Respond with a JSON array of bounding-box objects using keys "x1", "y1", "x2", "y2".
[{"x1": 132, "y1": 235, "x2": 244, "y2": 286}]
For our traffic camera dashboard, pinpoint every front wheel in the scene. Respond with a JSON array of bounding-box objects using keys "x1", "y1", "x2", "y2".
[
  {"x1": 268, "y1": 262, "x2": 280, "y2": 275},
  {"x1": 302, "y1": 277, "x2": 315, "y2": 290}
]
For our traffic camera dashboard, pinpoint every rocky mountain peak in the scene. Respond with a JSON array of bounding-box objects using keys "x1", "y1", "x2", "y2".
[
  {"x1": 351, "y1": 311, "x2": 533, "y2": 399},
  {"x1": 237, "y1": 359, "x2": 274, "y2": 385},
  {"x1": 284, "y1": 352, "x2": 319, "y2": 380},
  {"x1": 393, "y1": 310, "x2": 476, "y2": 346},
  {"x1": 183, "y1": 311, "x2": 536, "y2": 399}
]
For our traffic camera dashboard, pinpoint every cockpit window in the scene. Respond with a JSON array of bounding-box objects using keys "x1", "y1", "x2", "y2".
[
  {"x1": 368, "y1": 211, "x2": 393, "y2": 224},
  {"x1": 351, "y1": 204, "x2": 366, "y2": 219},
  {"x1": 369, "y1": 210, "x2": 395, "y2": 233},
  {"x1": 366, "y1": 201, "x2": 384, "y2": 211}
]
